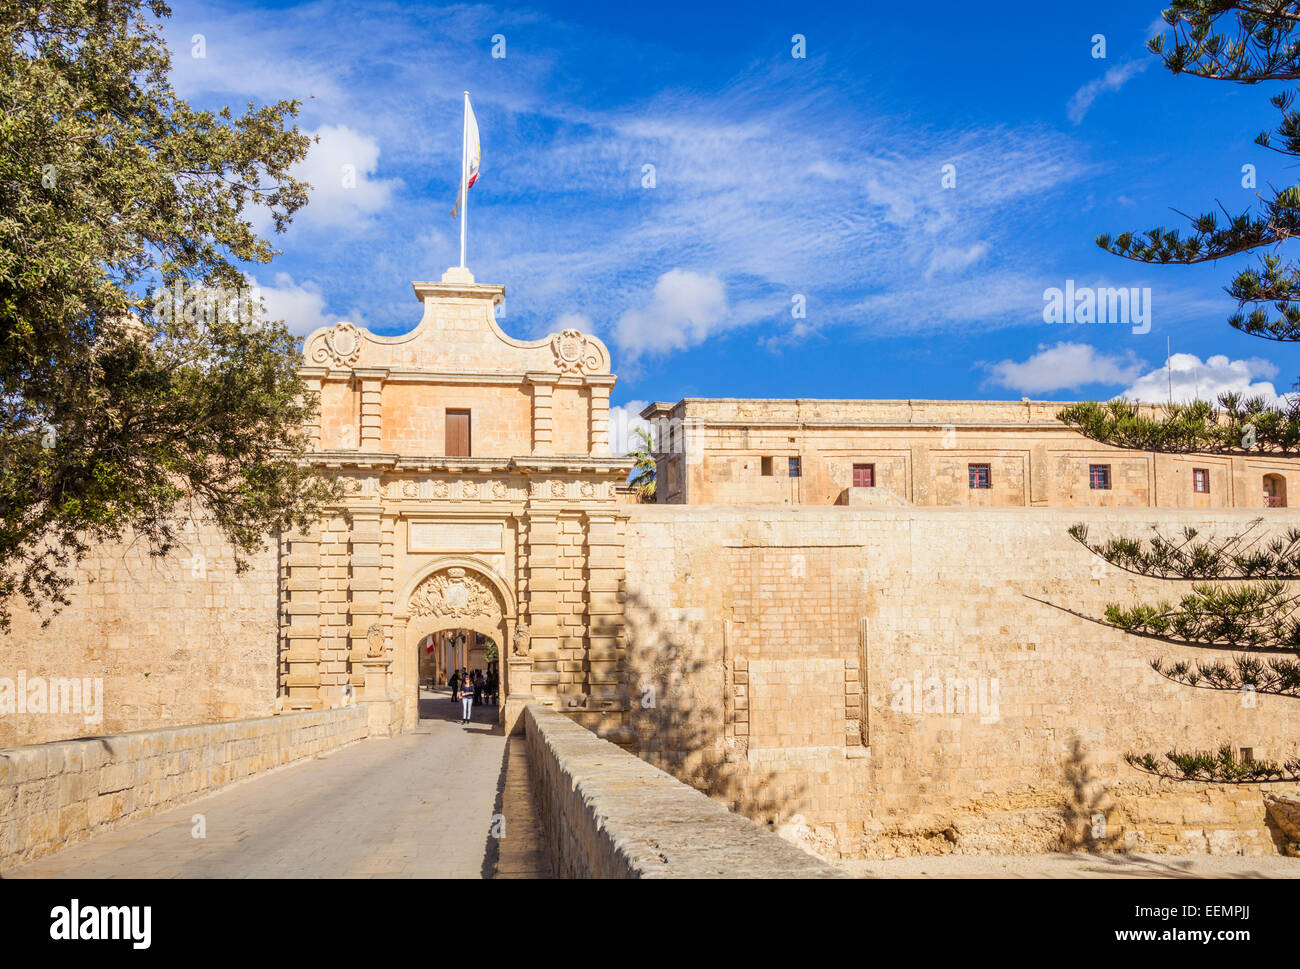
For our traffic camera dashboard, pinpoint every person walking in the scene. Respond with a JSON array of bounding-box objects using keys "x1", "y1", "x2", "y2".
[
  {"x1": 449, "y1": 668, "x2": 461, "y2": 702},
  {"x1": 460, "y1": 672, "x2": 474, "y2": 724}
]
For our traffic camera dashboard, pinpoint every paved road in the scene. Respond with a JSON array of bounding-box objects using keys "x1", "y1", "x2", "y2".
[{"x1": 6, "y1": 689, "x2": 550, "y2": 879}]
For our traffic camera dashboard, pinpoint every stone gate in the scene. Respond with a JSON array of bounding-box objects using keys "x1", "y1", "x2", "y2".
[{"x1": 279, "y1": 266, "x2": 634, "y2": 740}]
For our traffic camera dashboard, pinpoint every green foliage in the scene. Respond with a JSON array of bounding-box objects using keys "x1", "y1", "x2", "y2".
[
  {"x1": 1150, "y1": 652, "x2": 1300, "y2": 696},
  {"x1": 0, "y1": 1, "x2": 337, "y2": 628},
  {"x1": 627, "y1": 426, "x2": 657, "y2": 501},
  {"x1": 1152, "y1": 2, "x2": 1300, "y2": 82},
  {"x1": 1103, "y1": 580, "x2": 1300, "y2": 649},
  {"x1": 1069, "y1": 520, "x2": 1300, "y2": 578},
  {"x1": 1057, "y1": 395, "x2": 1300, "y2": 455},
  {"x1": 1125, "y1": 744, "x2": 1300, "y2": 783}
]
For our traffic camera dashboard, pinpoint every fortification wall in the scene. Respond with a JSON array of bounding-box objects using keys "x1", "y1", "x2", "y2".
[
  {"x1": 622, "y1": 505, "x2": 1300, "y2": 859},
  {"x1": 0, "y1": 519, "x2": 279, "y2": 748}
]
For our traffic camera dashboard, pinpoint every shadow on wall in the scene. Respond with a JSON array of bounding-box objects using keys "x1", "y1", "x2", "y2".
[
  {"x1": 620, "y1": 587, "x2": 809, "y2": 835},
  {"x1": 1058, "y1": 737, "x2": 1123, "y2": 852}
]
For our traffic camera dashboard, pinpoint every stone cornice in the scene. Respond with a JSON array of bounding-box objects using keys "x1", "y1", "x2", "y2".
[{"x1": 302, "y1": 452, "x2": 634, "y2": 476}]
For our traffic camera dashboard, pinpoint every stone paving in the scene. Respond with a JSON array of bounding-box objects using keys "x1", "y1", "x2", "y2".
[{"x1": 5, "y1": 689, "x2": 550, "y2": 879}]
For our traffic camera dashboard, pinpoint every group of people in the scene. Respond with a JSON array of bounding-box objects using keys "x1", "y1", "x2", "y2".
[{"x1": 448, "y1": 667, "x2": 498, "y2": 724}]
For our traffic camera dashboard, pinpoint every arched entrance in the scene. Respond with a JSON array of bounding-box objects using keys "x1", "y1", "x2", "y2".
[
  {"x1": 1264, "y1": 473, "x2": 1288, "y2": 508},
  {"x1": 393, "y1": 559, "x2": 516, "y2": 731},
  {"x1": 417, "y1": 629, "x2": 497, "y2": 687}
]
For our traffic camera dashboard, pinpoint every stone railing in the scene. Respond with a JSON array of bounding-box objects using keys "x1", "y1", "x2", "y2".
[
  {"x1": 0, "y1": 705, "x2": 369, "y2": 871},
  {"x1": 524, "y1": 703, "x2": 845, "y2": 878}
]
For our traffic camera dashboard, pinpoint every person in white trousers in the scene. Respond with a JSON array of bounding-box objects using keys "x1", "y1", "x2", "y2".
[{"x1": 460, "y1": 670, "x2": 473, "y2": 724}]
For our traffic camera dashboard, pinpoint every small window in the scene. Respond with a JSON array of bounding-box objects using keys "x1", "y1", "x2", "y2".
[
  {"x1": 853, "y1": 464, "x2": 875, "y2": 488},
  {"x1": 760, "y1": 456, "x2": 773, "y2": 476},
  {"x1": 445, "y1": 409, "x2": 471, "y2": 457},
  {"x1": 1193, "y1": 468, "x2": 1210, "y2": 494},
  {"x1": 1240, "y1": 747, "x2": 1255, "y2": 764},
  {"x1": 788, "y1": 457, "x2": 801, "y2": 478},
  {"x1": 1089, "y1": 464, "x2": 1111, "y2": 490},
  {"x1": 968, "y1": 464, "x2": 991, "y2": 490}
]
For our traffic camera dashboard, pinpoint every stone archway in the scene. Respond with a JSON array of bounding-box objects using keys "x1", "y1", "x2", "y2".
[{"x1": 393, "y1": 560, "x2": 516, "y2": 730}]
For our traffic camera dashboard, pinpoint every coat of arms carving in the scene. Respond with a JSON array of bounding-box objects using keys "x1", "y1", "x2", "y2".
[
  {"x1": 409, "y1": 568, "x2": 500, "y2": 622},
  {"x1": 550, "y1": 328, "x2": 601, "y2": 374},
  {"x1": 309, "y1": 321, "x2": 364, "y2": 369}
]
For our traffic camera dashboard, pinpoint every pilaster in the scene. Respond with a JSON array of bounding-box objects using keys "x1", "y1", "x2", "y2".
[
  {"x1": 281, "y1": 523, "x2": 323, "y2": 709},
  {"x1": 354, "y1": 368, "x2": 388, "y2": 451},
  {"x1": 527, "y1": 374, "x2": 558, "y2": 455}
]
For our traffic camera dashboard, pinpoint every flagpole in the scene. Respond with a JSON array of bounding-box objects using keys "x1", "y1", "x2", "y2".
[{"x1": 459, "y1": 91, "x2": 468, "y2": 269}]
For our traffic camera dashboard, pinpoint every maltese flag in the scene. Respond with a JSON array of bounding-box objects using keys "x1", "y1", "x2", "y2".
[{"x1": 450, "y1": 95, "x2": 480, "y2": 219}]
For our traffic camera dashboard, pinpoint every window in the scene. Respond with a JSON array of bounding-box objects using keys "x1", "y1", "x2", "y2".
[
  {"x1": 853, "y1": 464, "x2": 875, "y2": 488},
  {"x1": 1240, "y1": 747, "x2": 1255, "y2": 764},
  {"x1": 1089, "y1": 464, "x2": 1111, "y2": 490},
  {"x1": 1264, "y1": 473, "x2": 1287, "y2": 508},
  {"x1": 445, "y1": 409, "x2": 471, "y2": 457},
  {"x1": 1193, "y1": 468, "x2": 1210, "y2": 494},
  {"x1": 788, "y1": 457, "x2": 801, "y2": 478},
  {"x1": 760, "y1": 456, "x2": 773, "y2": 476},
  {"x1": 968, "y1": 464, "x2": 991, "y2": 490}
]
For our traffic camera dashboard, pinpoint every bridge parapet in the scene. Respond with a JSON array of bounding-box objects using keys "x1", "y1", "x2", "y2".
[
  {"x1": 524, "y1": 702, "x2": 845, "y2": 878},
  {"x1": 0, "y1": 706, "x2": 369, "y2": 871}
]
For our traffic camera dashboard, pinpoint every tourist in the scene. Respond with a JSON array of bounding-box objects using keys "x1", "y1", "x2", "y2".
[
  {"x1": 460, "y1": 674, "x2": 474, "y2": 724},
  {"x1": 449, "y1": 668, "x2": 460, "y2": 701}
]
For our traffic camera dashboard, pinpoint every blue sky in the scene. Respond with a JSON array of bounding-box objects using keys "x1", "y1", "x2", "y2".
[{"x1": 165, "y1": 0, "x2": 1297, "y2": 445}]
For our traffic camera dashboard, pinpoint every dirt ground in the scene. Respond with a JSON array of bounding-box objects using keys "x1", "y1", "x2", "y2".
[{"x1": 841, "y1": 852, "x2": 1300, "y2": 879}]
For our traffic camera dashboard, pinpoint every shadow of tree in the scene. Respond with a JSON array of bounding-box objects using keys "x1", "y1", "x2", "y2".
[
  {"x1": 620, "y1": 587, "x2": 810, "y2": 838},
  {"x1": 1058, "y1": 737, "x2": 1123, "y2": 852}
]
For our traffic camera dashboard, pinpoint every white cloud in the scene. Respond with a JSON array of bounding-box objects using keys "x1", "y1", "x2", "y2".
[
  {"x1": 255, "y1": 273, "x2": 336, "y2": 337},
  {"x1": 613, "y1": 270, "x2": 729, "y2": 357},
  {"x1": 1068, "y1": 59, "x2": 1150, "y2": 124},
  {"x1": 926, "y1": 242, "x2": 990, "y2": 279},
  {"x1": 607, "y1": 399, "x2": 651, "y2": 456},
  {"x1": 1117, "y1": 353, "x2": 1292, "y2": 407},
  {"x1": 291, "y1": 125, "x2": 401, "y2": 230},
  {"x1": 982, "y1": 342, "x2": 1146, "y2": 395}
]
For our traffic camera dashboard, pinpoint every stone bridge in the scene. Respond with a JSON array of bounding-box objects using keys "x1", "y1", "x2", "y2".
[{"x1": 0, "y1": 692, "x2": 841, "y2": 879}]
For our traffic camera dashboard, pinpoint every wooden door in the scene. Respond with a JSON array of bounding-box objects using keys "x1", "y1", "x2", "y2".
[{"x1": 446, "y1": 409, "x2": 471, "y2": 457}]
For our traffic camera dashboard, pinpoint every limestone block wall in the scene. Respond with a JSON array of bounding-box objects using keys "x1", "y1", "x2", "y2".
[
  {"x1": 0, "y1": 705, "x2": 369, "y2": 871},
  {"x1": 623, "y1": 505, "x2": 1300, "y2": 859},
  {"x1": 1, "y1": 519, "x2": 279, "y2": 748},
  {"x1": 523, "y1": 702, "x2": 844, "y2": 877}
]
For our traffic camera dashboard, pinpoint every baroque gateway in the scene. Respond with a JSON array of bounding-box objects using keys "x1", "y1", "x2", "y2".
[{"x1": 5, "y1": 267, "x2": 1300, "y2": 862}]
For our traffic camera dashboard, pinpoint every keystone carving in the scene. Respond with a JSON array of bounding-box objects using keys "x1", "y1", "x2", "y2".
[{"x1": 409, "y1": 568, "x2": 501, "y2": 622}]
